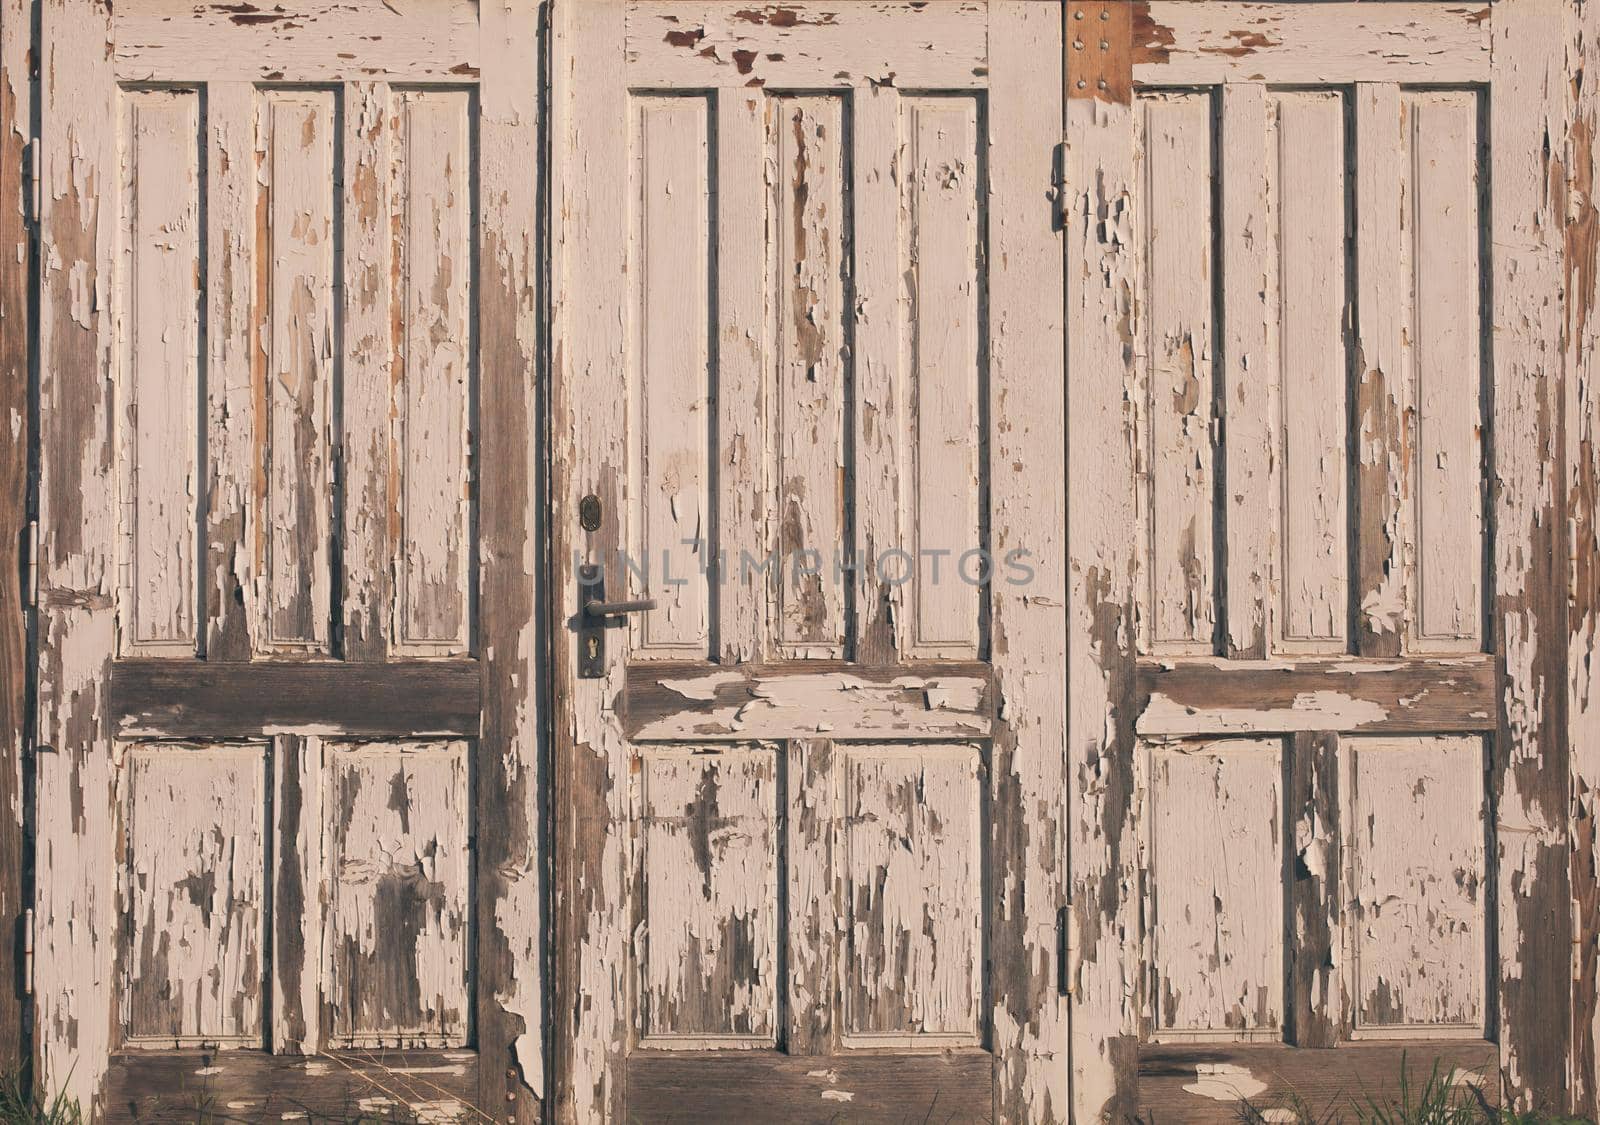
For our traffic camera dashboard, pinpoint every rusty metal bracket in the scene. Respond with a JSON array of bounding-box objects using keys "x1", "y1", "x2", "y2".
[{"x1": 1067, "y1": 1, "x2": 1133, "y2": 105}]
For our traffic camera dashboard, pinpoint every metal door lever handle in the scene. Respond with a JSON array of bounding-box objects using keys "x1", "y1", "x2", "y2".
[{"x1": 583, "y1": 597, "x2": 658, "y2": 617}]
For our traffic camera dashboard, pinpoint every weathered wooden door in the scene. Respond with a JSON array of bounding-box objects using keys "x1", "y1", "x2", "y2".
[
  {"x1": 34, "y1": 0, "x2": 543, "y2": 1117},
  {"x1": 551, "y1": 1, "x2": 1065, "y2": 1120},
  {"x1": 1064, "y1": 1, "x2": 1577, "y2": 1119}
]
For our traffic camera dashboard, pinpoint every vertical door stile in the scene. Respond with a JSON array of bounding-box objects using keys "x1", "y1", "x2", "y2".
[
  {"x1": 478, "y1": 0, "x2": 545, "y2": 1116},
  {"x1": 552, "y1": 0, "x2": 630, "y2": 1119},
  {"x1": 36, "y1": 0, "x2": 119, "y2": 1108},
  {"x1": 991, "y1": 1, "x2": 1069, "y2": 1120},
  {"x1": 1490, "y1": 0, "x2": 1575, "y2": 1108},
  {"x1": 1065, "y1": 0, "x2": 1140, "y2": 1118}
]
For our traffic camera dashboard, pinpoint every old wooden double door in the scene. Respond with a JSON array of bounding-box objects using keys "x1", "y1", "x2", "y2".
[{"x1": 29, "y1": 0, "x2": 1580, "y2": 1119}]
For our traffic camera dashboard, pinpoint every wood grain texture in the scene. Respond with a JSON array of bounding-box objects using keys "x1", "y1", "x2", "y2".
[
  {"x1": 256, "y1": 89, "x2": 336, "y2": 656},
  {"x1": 1138, "y1": 1040, "x2": 1498, "y2": 1124},
  {"x1": 121, "y1": 743, "x2": 268, "y2": 1047},
  {"x1": 772, "y1": 93, "x2": 846, "y2": 659},
  {"x1": 1220, "y1": 82, "x2": 1274, "y2": 661},
  {"x1": 1065, "y1": 1, "x2": 1140, "y2": 1113},
  {"x1": 1136, "y1": 657, "x2": 1495, "y2": 737},
  {"x1": 36, "y1": 0, "x2": 121, "y2": 1104},
  {"x1": 976, "y1": 13, "x2": 1067, "y2": 1115},
  {"x1": 113, "y1": 0, "x2": 480, "y2": 82},
  {"x1": 627, "y1": 1050, "x2": 993, "y2": 1124},
  {"x1": 117, "y1": 89, "x2": 202, "y2": 658},
  {"x1": 624, "y1": 661, "x2": 993, "y2": 741},
  {"x1": 1566, "y1": 0, "x2": 1600, "y2": 1111},
  {"x1": 624, "y1": 1, "x2": 988, "y2": 90},
  {"x1": 0, "y1": 0, "x2": 30, "y2": 1074},
  {"x1": 102, "y1": 1049, "x2": 479, "y2": 1121},
  {"x1": 109, "y1": 660, "x2": 482, "y2": 738},
  {"x1": 1490, "y1": 0, "x2": 1574, "y2": 1110},
  {"x1": 1345, "y1": 736, "x2": 1486, "y2": 1035},
  {"x1": 1138, "y1": 90, "x2": 1216, "y2": 657},
  {"x1": 1144, "y1": 740, "x2": 1281, "y2": 1041},
  {"x1": 1132, "y1": 2, "x2": 1491, "y2": 85},
  {"x1": 1287, "y1": 730, "x2": 1345, "y2": 1047},
  {"x1": 471, "y1": 2, "x2": 544, "y2": 1113},
  {"x1": 638, "y1": 748, "x2": 778, "y2": 1047},
  {"x1": 325, "y1": 741, "x2": 472, "y2": 1048},
  {"x1": 631, "y1": 95, "x2": 712, "y2": 659}
]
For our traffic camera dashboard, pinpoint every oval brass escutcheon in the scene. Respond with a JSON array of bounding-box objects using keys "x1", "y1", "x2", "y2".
[{"x1": 579, "y1": 494, "x2": 602, "y2": 532}]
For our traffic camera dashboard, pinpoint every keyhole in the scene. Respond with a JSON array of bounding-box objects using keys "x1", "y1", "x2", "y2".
[{"x1": 586, "y1": 637, "x2": 599, "y2": 661}]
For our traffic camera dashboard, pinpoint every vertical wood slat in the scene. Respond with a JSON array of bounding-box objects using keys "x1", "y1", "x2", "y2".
[
  {"x1": 1491, "y1": 0, "x2": 1574, "y2": 1110},
  {"x1": 205, "y1": 83, "x2": 260, "y2": 661},
  {"x1": 1138, "y1": 90, "x2": 1216, "y2": 656},
  {"x1": 772, "y1": 94, "x2": 847, "y2": 660},
  {"x1": 1272, "y1": 90, "x2": 1350, "y2": 654},
  {"x1": 342, "y1": 80, "x2": 394, "y2": 662},
  {"x1": 852, "y1": 85, "x2": 903, "y2": 667},
  {"x1": 992, "y1": 2, "x2": 1069, "y2": 1119},
  {"x1": 256, "y1": 89, "x2": 337, "y2": 655},
  {"x1": 477, "y1": 0, "x2": 544, "y2": 1116},
  {"x1": 273, "y1": 734, "x2": 323, "y2": 1056},
  {"x1": 904, "y1": 96, "x2": 983, "y2": 661},
  {"x1": 0, "y1": 0, "x2": 27, "y2": 1073},
  {"x1": 1066, "y1": 1, "x2": 1138, "y2": 1118},
  {"x1": 36, "y1": 0, "x2": 119, "y2": 1106},
  {"x1": 554, "y1": 0, "x2": 630, "y2": 1118},
  {"x1": 118, "y1": 90, "x2": 202, "y2": 658},
  {"x1": 1287, "y1": 730, "x2": 1344, "y2": 1047},
  {"x1": 1221, "y1": 81, "x2": 1274, "y2": 660},
  {"x1": 1565, "y1": 0, "x2": 1600, "y2": 1111},
  {"x1": 631, "y1": 95, "x2": 711, "y2": 658},
  {"x1": 786, "y1": 737, "x2": 839, "y2": 1055},
  {"x1": 715, "y1": 89, "x2": 769, "y2": 665},
  {"x1": 1406, "y1": 90, "x2": 1485, "y2": 653},
  {"x1": 1353, "y1": 83, "x2": 1407, "y2": 658}
]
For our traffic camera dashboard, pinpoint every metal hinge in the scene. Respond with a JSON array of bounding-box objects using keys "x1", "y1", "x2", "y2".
[
  {"x1": 1053, "y1": 140, "x2": 1068, "y2": 229},
  {"x1": 1056, "y1": 904, "x2": 1071, "y2": 997},
  {"x1": 24, "y1": 519, "x2": 37, "y2": 608},
  {"x1": 22, "y1": 908, "x2": 33, "y2": 997}
]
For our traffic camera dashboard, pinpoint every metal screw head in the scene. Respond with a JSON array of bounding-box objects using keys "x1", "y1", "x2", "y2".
[
  {"x1": 1073, "y1": 38, "x2": 1084, "y2": 49},
  {"x1": 1097, "y1": 78, "x2": 1107, "y2": 89},
  {"x1": 1074, "y1": 8, "x2": 1083, "y2": 16},
  {"x1": 1076, "y1": 78, "x2": 1087, "y2": 88},
  {"x1": 1100, "y1": 8, "x2": 1109, "y2": 17},
  {"x1": 1100, "y1": 39, "x2": 1109, "y2": 49}
]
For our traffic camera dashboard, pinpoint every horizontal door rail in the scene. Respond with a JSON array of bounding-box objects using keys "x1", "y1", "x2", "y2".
[
  {"x1": 1136, "y1": 655, "x2": 1496, "y2": 737},
  {"x1": 624, "y1": 661, "x2": 994, "y2": 741},
  {"x1": 108, "y1": 659, "x2": 482, "y2": 739}
]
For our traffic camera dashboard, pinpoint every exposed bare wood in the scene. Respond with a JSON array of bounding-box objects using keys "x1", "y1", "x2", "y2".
[
  {"x1": 0, "y1": 0, "x2": 31, "y2": 1072},
  {"x1": 1066, "y1": 2, "x2": 1142, "y2": 1114},
  {"x1": 102, "y1": 1049, "x2": 480, "y2": 1119},
  {"x1": 1138, "y1": 1040, "x2": 1499, "y2": 1124},
  {"x1": 108, "y1": 660, "x2": 482, "y2": 738},
  {"x1": 1490, "y1": 0, "x2": 1574, "y2": 1110},
  {"x1": 476, "y1": 0, "x2": 546, "y2": 1115},
  {"x1": 1287, "y1": 731, "x2": 1344, "y2": 1047},
  {"x1": 36, "y1": 0, "x2": 120, "y2": 1104},
  {"x1": 1136, "y1": 657, "x2": 1496, "y2": 737},
  {"x1": 1566, "y1": 0, "x2": 1600, "y2": 1111},
  {"x1": 626, "y1": 1050, "x2": 993, "y2": 1123},
  {"x1": 1132, "y1": 2, "x2": 1491, "y2": 86}
]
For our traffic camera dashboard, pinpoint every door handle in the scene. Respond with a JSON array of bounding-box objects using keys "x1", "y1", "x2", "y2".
[{"x1": 583, "y1": 597, "x2": 658, "y2": 617}]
